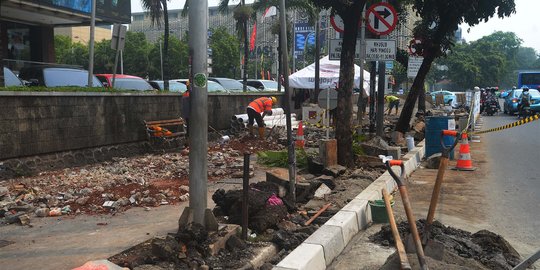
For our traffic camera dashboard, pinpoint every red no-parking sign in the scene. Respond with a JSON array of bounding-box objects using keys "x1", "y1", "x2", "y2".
[{"x1": 366, "y1": 3, "x2": 398, "y2": 35}]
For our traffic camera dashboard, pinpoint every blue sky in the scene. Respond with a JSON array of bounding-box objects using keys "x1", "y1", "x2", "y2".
[{"x1": 130, "y1": 0, "x2": 539, "y2": 52}]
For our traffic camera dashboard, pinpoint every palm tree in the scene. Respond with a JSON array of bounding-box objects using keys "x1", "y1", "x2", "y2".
[{"x1": 141, "y1": 0, "x2": 170, "y2": 90}]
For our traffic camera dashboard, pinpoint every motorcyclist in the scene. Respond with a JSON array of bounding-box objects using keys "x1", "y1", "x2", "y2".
[{"x1": 518, "y1": 86, "x2": 531, "y2": 117}]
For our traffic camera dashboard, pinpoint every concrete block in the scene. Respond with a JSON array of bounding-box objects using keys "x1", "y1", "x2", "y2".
[
  {"x1": 386, "y1": 146, "x2": 401, "y2": 159},
  {"x1": 319, "y1": 139, "x2": 337, "y2": 167},
  {"x1": 326, "y1": 211, "x2": 359, "y2": 244},
  {"x1": 342, "y1": 198, "x2": 371, "y2": 229},
  {"x1": 275, "y1": 243, "x2": 326, "y2": 270},
  {"x1": 305, "y1": 225, "x2": 345, "y2": 265}
]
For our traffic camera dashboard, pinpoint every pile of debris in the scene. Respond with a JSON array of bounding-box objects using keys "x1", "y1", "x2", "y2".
[
  {"x1": 370, "y1": 219, "x2": 521, "y2": 270},
  {"x1": 0, "y1": 138, "x2": 278, "y2": 225}
]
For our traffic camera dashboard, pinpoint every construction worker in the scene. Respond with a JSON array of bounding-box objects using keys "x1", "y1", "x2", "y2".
[
  {"x1": 385, "y1": 94, "x2": 400, "y2": 115},
  {"x1": 247, "y1": 96, "x2": 277, "y2": 138}
]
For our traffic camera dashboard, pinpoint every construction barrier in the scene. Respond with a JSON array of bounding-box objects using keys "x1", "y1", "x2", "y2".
[{"x1": 471, "y1": 114, "x2": 539, "y2": 135}]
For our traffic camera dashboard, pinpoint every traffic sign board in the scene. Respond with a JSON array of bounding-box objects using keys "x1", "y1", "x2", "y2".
[
  {"x1": 366, "y1": 3, "x2": 398, "y2": 35},
  {"x1": 329, "y1": 39, "x2": 361, "y2": 60},
  {"x1": 407, "y1": 57, "x2": 423, "y2": 78},
  {"x1": 330, "y1": 14, "x2": 345, "y2": 33},
  {"x1": 318, "y1": 89, "x2": 338, "y2": 110},
  {"x1": 364, "y1": 39, "x2": 396, "y2": 61}
]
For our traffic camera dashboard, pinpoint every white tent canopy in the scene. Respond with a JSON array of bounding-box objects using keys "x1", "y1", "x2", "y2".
[{"x1": 288, "y1": 55, "x2": 372, "y2": 96}]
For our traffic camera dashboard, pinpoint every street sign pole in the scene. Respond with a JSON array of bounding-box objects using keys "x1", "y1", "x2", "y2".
[{"x1": 279, "y1": 0, "x2": 296, "y2": 202}]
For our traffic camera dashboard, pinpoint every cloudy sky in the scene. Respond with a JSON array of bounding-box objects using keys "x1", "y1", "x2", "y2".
[{"x1": 130, "y1": 0, "x2": 539, "y2": 52}]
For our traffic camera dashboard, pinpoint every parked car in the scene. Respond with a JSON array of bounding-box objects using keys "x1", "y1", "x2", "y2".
[
  {"x1": 19, "y1": 66, "x2": 102, "y2": 87},
  {"x1": 174, "y1": 79, "x2": 227, "y2": 92},
  {"x1": 3, "y1": 67, "x2": 24, "y2": 87},
  {"x1": 96, "y1": 74, "x2": 153, "y2": 91},
  {"x1": 430, "y1": 90, "x2": 457, "y2": 107},
  {"x1": 503, "y1": 88, "x2": 540, "y2": 115},
  {"x1": 148, "y1": 80, "x2": 187, "y2": 92},
  {"x1": 209, "y1": 77, "x2": 257, "y2": 92},
  {"x1": 239, "y1": 79, "x2": 280, "y2": 91}
]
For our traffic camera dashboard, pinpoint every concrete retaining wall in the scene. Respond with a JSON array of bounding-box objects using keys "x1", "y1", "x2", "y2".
[
  {"x1": 274, "y1": 140, "x2": 426, "y2": 270},
  {"x1": 0, "y1": 92, "x2": 285, "y2": 176}
]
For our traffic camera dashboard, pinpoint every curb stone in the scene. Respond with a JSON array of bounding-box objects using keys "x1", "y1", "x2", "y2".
[{"x1": 274, "y1": 140, "x2": 426, "y2": 270}]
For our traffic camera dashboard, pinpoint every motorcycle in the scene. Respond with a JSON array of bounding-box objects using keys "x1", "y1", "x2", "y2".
[
  {"x1": 484, "y1": 96, "x2": 500, "y2": 116},
  {"x1": 518, "y1": 100, "x2": 532, "y2": 119}
]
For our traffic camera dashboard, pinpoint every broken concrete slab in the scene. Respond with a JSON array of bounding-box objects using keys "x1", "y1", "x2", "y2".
[
  {"x1": 322, "y1": 165, "x2": 347, "y2": 177},
  {"x1": 313, "y1": 184, "x2": 332, "y2": 199},
  {"x1": 425, "y1": 153, "x2": 442, "y2": 169}
]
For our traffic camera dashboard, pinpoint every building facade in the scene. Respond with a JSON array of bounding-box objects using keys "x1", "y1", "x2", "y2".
[
  {"x1": 0, "y1": 0, "x2": 130, "y2": 86},
  {"x1": 55, "y1": 26, "x2": 112, "y2": 43}
]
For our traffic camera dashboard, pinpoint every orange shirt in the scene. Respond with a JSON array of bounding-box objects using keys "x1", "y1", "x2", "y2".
[{"x1": 248, "y1": 97, "x2": 273, "y2": 113}]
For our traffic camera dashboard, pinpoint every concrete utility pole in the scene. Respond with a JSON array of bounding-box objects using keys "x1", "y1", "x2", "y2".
[
  {"x1": 279, "y1": 0, "x2": 296, "y2": 202},
  {"x1": 178, "y1": 0, "x2": 217, "y2": 231},
  {"x1": 87, "y1": 0, "x2": 96, "y2": 87}
]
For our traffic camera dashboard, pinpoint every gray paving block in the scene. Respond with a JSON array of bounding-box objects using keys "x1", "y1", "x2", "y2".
[
  {"x1": 305, "y1": 225, "x2": 345, "y2": 265},
  {"x1": 275, "y1": 243, "x2": 325, "y2": 270},
  {"x1": 326, "y1": 211, "x2": 359, "y2": 244}
]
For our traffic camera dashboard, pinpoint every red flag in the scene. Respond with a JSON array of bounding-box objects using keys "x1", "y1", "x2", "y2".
[{"x1": 249, "y1": 23, "x2": 257, "y2": 51}]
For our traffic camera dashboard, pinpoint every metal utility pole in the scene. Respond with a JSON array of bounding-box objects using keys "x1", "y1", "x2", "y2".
[
  {"x1": 369, "y1": 62, "x2": 376, "y2": 133},
  {"x1": 178, "y1": 0, "x2": 217, "y2": 231},
  {"x1": 87, "y1": 0, "x2": 96, "y2": 87},
  {"x1": 242, "y1": 0, "x2": 248, "y2": 92},
  {"x1": 376, "y1": 61, "x2": 386, "y2": 136},
  {"x1": 279, "y1": 0, "x2": 296, "y2": 202},
  {"x1": 160, "y1": 41, "x2": 164, "y2": 80},
  {"x1": 356, "y1": 8, "x2": 366, "y2": 126},
  {"x1": 314, "y1": 11, "x2": 321, "y2": 97}
]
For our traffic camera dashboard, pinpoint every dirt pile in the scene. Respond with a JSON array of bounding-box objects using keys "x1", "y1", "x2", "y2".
[
  {"x1": 110, "y1": 223, "x2": 258, "y2": 270},
  {"x1": 370, "y1": 220, "x2": 521, "y2": 270},
  {"x1": 212, "y1": 182, "x2": 289, "y2": 233}
]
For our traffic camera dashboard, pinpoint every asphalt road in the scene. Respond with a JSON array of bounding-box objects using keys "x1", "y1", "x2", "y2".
[{"x1": 481, "y1": 112, "x2": 540, "y2": 255}]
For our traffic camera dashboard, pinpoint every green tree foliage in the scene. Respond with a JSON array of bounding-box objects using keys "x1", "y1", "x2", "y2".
[
  {"x1": 210, "y1": 27, "x2": 241, "y2": 78},
  {"x1": 54, "y1": 35, "x2": 89, "y2": 67},
  {"x1": 394, "y1": 0, "x2": 516, "y2": 134},
  {"x1": 93, "y1": 39, "x2": 115, "y2": 74},
  {"x1": 436, "y1": 32, "x2": 538, "y2": 89},
  {"x1": 148, "y1": 36, "x2": 189, "y2": 80},
  {"x1": 122, "y1": 32, "x2": 151, "y2": 78},
  {"x1": 141, "y1": 0, "x2": 171, "y2": 89}
]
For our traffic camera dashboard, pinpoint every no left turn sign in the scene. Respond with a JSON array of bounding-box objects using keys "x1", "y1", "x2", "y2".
[{"x1": 366, "y1": 2, "x2": 398, "y2": 35}]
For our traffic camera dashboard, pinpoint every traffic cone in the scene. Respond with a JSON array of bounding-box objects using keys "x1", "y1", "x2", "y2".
[
  {"x1": 453, "y1": 133, "x2": 476, "y2": 171},
  {"x1": 296, "y1": 121, "x2": 305, "y2": 148}
]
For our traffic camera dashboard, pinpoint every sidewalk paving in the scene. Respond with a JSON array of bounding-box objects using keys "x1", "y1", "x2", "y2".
[{"x1": 0, "y1": 203, "x2": 186, "y2": 270}]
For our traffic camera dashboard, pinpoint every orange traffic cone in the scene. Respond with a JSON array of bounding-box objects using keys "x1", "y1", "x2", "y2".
[
  {"x1": 296, "y1": 121, "x2": 305, "y2": 148},
  {"x1": 454, "y1": 133, "x2": 476, "y2": 171}
]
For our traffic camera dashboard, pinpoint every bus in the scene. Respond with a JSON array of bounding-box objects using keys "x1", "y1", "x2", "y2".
[{"x1": 517, "y1": 71, "x2": 540, "y2": 89}]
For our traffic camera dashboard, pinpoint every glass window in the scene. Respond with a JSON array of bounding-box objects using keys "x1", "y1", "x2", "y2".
[
  {"x1": 114, "y1": 78, "x2": 153, "y2": 91},
  {"x1": 208, "y1": 81, "x2": 226, "y2": 92},
  {"x1": 261, "y1": 81, "x2": 279, "y2": 89},
  {"x1": 214, "y1": 78, "x2": 243, "y2": 91},
  {"x1": 3, "y1": 67, "x2": 23, "y2": 87},
  {"x1": 43, "y1": 68, "x2": 102, "y2": 87}
]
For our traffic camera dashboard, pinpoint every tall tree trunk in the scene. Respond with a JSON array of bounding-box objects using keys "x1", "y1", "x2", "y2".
[
  {"x1": 395, "y1": 52, "x2": 436, "y2": 133},
  {"x1": 336, "y1": 2, "x2": 363, "y2": 167},
  {"x1": 162, "y1": 0, "x2": 169, "y2": 91},
  {"x1": 418, "y1": 86, "x2": 426, "y2": 113}
]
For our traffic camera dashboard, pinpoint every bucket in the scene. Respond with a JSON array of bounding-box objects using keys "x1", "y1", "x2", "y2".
[
  {"x1": 406, "y1": 136, "x2": 415, "y2": 151},
  {"x1": 220, "y1": 135, "x2": 230, "y2": 144},
  {"x1": 369, "y1": 199, "x2": 395, "y2": 223}
]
